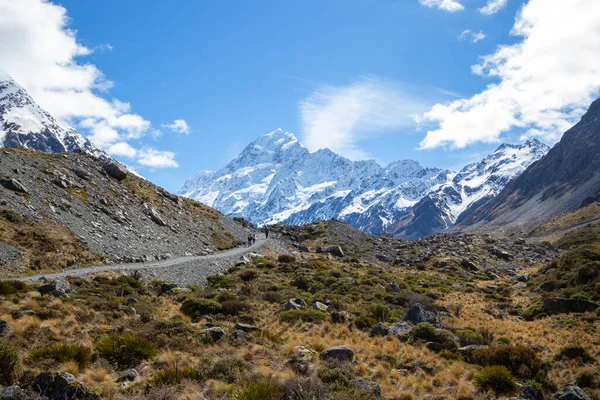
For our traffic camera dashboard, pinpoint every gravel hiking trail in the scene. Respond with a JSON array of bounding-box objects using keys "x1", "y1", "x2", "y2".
[{"x1": 13, "y1": 238, "x2": 279, "y2": 286}]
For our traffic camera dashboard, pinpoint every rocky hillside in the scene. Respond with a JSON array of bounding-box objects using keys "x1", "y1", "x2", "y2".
[
  {"x1": 0, "y1": 148, "x2": 249, "y2": 276},
  {"x1": 0, "y1": 73, "x2": 104, "y2": 157},
  {"x1": 180, "y1": 129, "x2": 547, "y2": 239},
  {"x1": 459, "y1": 97, "x2": 600, "y2": 234}
]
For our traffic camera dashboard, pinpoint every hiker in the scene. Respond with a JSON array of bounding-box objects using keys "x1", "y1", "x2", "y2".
[
  {"x1": 264, "y1": 225, "x2": 270, "y2": 239},
  {"x1": 252, "y1": 232, "x2": 257, "y2": 244},
  {"x1": 247, "y1": 233, "x2": 253, "y2": 247}
]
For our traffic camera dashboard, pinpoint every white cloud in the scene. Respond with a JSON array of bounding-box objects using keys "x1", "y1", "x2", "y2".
[
  {"x1": 107, "y1": 142, "x2": 138, "y2": 158},
  {"x1": 419, "y1": 0, "x2": 464, "y2": 12},
  {"x1": 0, "y1": 0, "x2": 179, "y2": 168},
  {"x1": 459, "y1": 29, "x2": 486, "y2": 43},
  {"x1": 479, "y1": 0, "x2": 509, "y2": 15},
  {"x1": 161, "y1": 119, "x2": 190, "y2": 134},
  {"x1": 418, "y1": 0, "x2": 600, "y2": 149},
  {"x1": 299, "y1": 76, "x2": 429, "y2": 160},
  {"x1": 137, "y1": 148, "x2": 179, "y2": 168}
]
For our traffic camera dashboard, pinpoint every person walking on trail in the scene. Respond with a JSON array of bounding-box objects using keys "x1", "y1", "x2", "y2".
[
  {"x1": 247, "y1": 233, "x2": 253, "y2": 247},
  {"x1": 264, "y1": 225, "x2": 270, "y2": 239},
  {"x1": 252, "y1": 232, "x2": 257, "y2": 244}
]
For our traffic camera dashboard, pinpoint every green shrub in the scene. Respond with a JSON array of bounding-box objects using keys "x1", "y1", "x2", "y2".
[
  {"x1": 497, "y1": 336, "x2": 512, "y2": 345},
  {"x1": 207, "y1": 356, "x2": 251, "y2": 383},
  {"x1": 207, "y1": 275, "x2": 238, "y2": 289},
  {"x1": 412, "y1": 323, "x2": 458, "y2": 350},
  {"x1": 278, "y1": 254, "x2": 296, "y2": 263},
  {"x1": 439, "y1": 349, "x2": 460, "y2": 360},
  {"x1": 239, "y1": 270, "x2": 258, "y2": 282},
  {"x1": 521, "y1": 298, "x2": 544, "y2": 321},
  {"x1": 279, "y1": 309, "x2": 327, "y2": 323},
  {"x1": 369, "y1": 303, "x2": 391, "y2": 322},
  {"x1": 0, "y1": 341, "x2": 21, "y2": 386},
  {"x1": 412, "y1": 322, "x2": 438, "y2": 341},
  {"x1": 0, "y1": 280, "x2": 29, "y2": 296},
  {"x1": 232, "y1": 376, "x2": 285, "y2": 400},
  {"x1": 570, "y1": 292, "x2": 591, "y2": 300},
  {"x1": 30, "y1": 343, "x2": 92, "y2": 370},
  {"x1": 473, "y1": 366, "x2": 517, "y2": 394},
  {"x1": 96, "y1": 332, "x2": 158, "y2": 369},
  {"x1": 456, "y1": 329, "x2": 486, "y2": 346},
  {"x1": 220, "y1": 300, "x2": 250, "y2": 316},
  {"x1": 471, "y1": 345, "x2": 541, "y2": 378},
  {"x1": 181, "y1": 298, "x2": 222, "y2": 318},
  {"x1": 576, "y1": 370, "x2": 599, "y2": 388},
  {"x1": 0, "y1": 210, "x2": 23, "y2": 223},
  {"x1": 317, "y1": 367, "x2": 350, "y2": 387},
  {"x1": 555, "y1": 345, "x2": 595, "y2": 363},
  {"x1": 153, "y1": 366, "x2": 203, "y2": 386},
  {"x1": 354, "y1": 315, "x2": 376, "y2": 331},
  {"x1": 292, "y1": 276, "x2": 311, "y2": 291}
]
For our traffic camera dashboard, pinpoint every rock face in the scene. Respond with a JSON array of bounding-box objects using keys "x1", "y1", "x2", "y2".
[
  {"x1": 327, "y1": 245, "x2": 344, "y2": 258},
  {"x1": 552, "y1": 386, "x2": 591, "y2": 400},
  {"x1": 33, "y1": 372, "x2": 101, "y2": 400},
  {"x1": 0, "y1": 73, "x2": 104, "y2": 157},
  {"x1": 401, "y1": 303, "x2": 443, "y2": 328},
  {"x1": 180, "y1": 128, "x2": 546, "y2": 239},
  {"x1": 320, "y1": 346, "x2": 355, "y2": 362},
  {"x1": 461, "y1": 97, "x2": 600, "y2": 232},
  {"x1": 542, "y1": 298, "x2": 599, "y2": 315}
]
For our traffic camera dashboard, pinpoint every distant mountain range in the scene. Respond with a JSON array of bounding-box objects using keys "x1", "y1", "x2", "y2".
[
  {"x1": 0, "y1": 73, "x2": 104, "y2": 157},
  {"x1": 180, "y1": 129, "x2": 549, "y2": 238}
]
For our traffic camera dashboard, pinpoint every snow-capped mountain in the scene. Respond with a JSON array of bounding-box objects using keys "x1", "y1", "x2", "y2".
[
  {"x1": 180, "y1": 129, "x2": 548, "y2": 238},
  {"x1": 385, "y1": 139, "x2": 550, "y2": 239},
  {"x1": 0, "y1": 72, "x2": 104, "y2": 157}
]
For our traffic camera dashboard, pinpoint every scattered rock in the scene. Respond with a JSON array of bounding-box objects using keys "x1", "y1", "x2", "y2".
[
  {"x1": 0, "y1": 178, "x2": 28, "y2": 194},
  {"x1": 148, "y1": 207, "x2": 167, "y2": 226},
  {"x1": 330, "y1": 311, "x2": 350, "y2": 324},
  {"x1": 10, "y1": 310, "x2": 35, "y2": 320},
  {"x1": 200, "y1": 327, "x2": 226, "y2": 342},
  {"x1": 285, "y1": 297, "x2": 307, "y2": 311},
  {"x1": 552, "y1": 386, "x2": 591, "y2": 400},
  {"x1": 38, "y1": 279, "x2": 71, "y2": 298},
  {"x1": 458, "y1": 345, "x2": 488, "y2": 361},
  {"x1": 513, "y1": 274, "x2": 529, "y2": 282},
  {"x1": 160, "y1": 283, "x2": 178, "y2": 293},
  {"x1": 0, "y1": 386, "x2": 27, "y2": 400},
  {"x1": 370, "y1": 322, "x2": 389, "y2": 337},
  {"x1": 387, "y1": 321, "x2": 412, "y2": 338},
  {"x1": 389, "y1": 282, "x2": 400, "y2": 293},
  {"x1": 350, "y1": 379, "x2": 381, "y2": 397},
  {"x1": 0, "y1": 319, "x2": 10, "y2": 339},
  {"x1": 461, "y1": 258, "x2": 480, "y2": 271},
  {"x1": 118, "y1": 305, "x2": 137, "y2": 315},
  {"x1": 33, "y1": 371, "x2": 100, "y2": 400},
  {"x1": 543, "y1": 298, "x2": 599, "y2": 315},
  {"x1": 102, "y1": 161, "x2": 127, "y2": 181},
  {"x1": 298, "y1": 245, "x2": 310, "y2": 253},
  {"x1": 402, "y1": 303, "x2": 443, "y2": 328},
  {"x1": 117, "y1": 369, "x2": 139, "y2": 383},
  {"x1": 315, "y1": 247, "x2": 324, "y2": 254},
  {"x1": 126, "y1": 297, "x2": 138, "y2": 304},
  {"x1": 233, "y1": 323, "x2": 259, "y2": 332},
  {"x1": 327, "y1": 245, "x2": 344, "y2": 258},
  {"x1": 231, "y1": 330, "x2": 249, "y2": 341},
  {"x1": 313, "y1": 301, "x2": 328, "y2": 312},
  {"x1": 320, "y1": 345, "x2": 355, "y2": 362}
]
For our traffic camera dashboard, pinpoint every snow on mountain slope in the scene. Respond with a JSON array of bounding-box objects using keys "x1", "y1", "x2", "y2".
[
  {"x1": 181, "y1": 129, "x2": 550, "y2": 238},
  {"x1": 0, "y1": 73, "x2": 104, "y2": 157}
]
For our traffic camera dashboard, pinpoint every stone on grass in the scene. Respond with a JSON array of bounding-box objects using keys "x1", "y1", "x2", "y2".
[
  {"x1": 320, "y1": 346, "x2": 355, "y2": 362},
  {"x1": 401, "y1": 303, "x2": 443, "y2": 328}
]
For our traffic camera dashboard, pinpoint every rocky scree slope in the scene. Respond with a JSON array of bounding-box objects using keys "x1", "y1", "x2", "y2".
[
  {"x1": 0, "y1": 73, "x2": 104, "y2": 157},
  {"x1": 0, "y1": 148, "x2": 249, "y2": 275},
  {"x1": 460, "y1": 97, "x2": 600, "y2": 234},
  {"x1": 180, "y1": 129, "x2": 547, "y2": 239}
]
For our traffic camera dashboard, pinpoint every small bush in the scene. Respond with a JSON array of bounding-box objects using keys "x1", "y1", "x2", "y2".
[
  {"x1": 0, "y1": 210, "x2": 23, "y2": 223},
  {"x1": 521, "y1": 298, "x2": 544, "y2": 321},
  {"x1": 153, "y1": 366, "x2": 203, "y2": 386},
  {"x1": 181, "y1": 298, "x2": 222, "y2": 318},
  {"x1": 474, "y1": 366, "x2": 517, "y2": 394},
  {"x1": 555, "y1": 345, "x2": 595, "y2": 363},
  {"x1": 456, "y1": 329, "x2": 486, "y2": 346},
  {"x1": 354, "y1": 316, "x2": 376, "y2": 331},
  {"x1": 96, "y1": 332, "x2": 158, "y2": 369},
  {"x1": 207, "y1": 275, "x2": 238, "y2": 289},
  {"x1": 220, "y1": 300, "x2": 250, "y2": 316},
  {"x1": 412, "y1": 322, "x2": 438, "y2": 341},
  {"x1": 497, "y1": 336, "x2": 512, "y2": 345},
  {"x1": 263, "y1": 291, "x2": 284, "y2": 303},
  {"x1": 570, "y1": 291, "x2": 591, "y2": 300},
  {"x1": 239, "y1": 270, "x2": 258, "y2": 282},
  {"x1": 0, "y1": 280, "x2": 29, "y2": 296},
  {"x1": 207, "y1": 356, "x2": 251, "y2": 383},
  {"x1": 279, "y1": 309, "x2": 327, "y2": 323},
  {"x1": 439, "y1": 349, "x2": 460, "y2": 360},
  {"x1": 278, "y1": 254, "x2": 296, "y2": 263},
  {"x1": 471, "y1": 345, "x2": 541, "y2": 378},
  {"x1": 0, "y1": 341, "x2": 21, "y2": 386},
  {"x1": 30, "y1": 343, "x2": 92, "y2": 370},
  {"x1": 292, "y1": 276, "x2": 311, "y2": 291},
  {"x1": 370, "y1": 303, "x2": 391, "y2": 322},
  {"x1": 412, "y1": 323, "x2": 459, "y2": 350},
  {"x1": 232, "y1": 376, "x2": 285, "y2": 400},
  {"x1": 576, "y1": 370, "x2": 599, "y2": 388}
]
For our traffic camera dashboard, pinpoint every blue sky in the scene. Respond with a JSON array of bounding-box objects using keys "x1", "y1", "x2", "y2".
[{"x1": 2, "y1": 0, "x2": 600, "y2": 192}]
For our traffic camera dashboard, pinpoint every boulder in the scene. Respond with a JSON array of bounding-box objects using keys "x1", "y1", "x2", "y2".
[
  {"x1": 118, "y1": 305, "x2": 137, "y2": 315},
  {"x1": 401, "y1": 303, "x2": 443, "y2": 328},
  {"x1": 387, "y1": 321, "x2": 412, "y2": 338},
  {"x1": 425, "y1": 342, "x2": 446, "y2": 353},
  {"x1": 233, "y1": 323, "x2": 259, "y2": 332},
  {"x1": 201, "y1": 327, "x2": 226, "y2": 342},
  {"x1": 327, "y1": 245, "x2": 344, "y2": 258},
  {"x1": 102, "y1": 161, "x2": 127, "y2": 181},
  {"x1": 0, "y1": 318, "x2": 10, "y2": 339},
  {"x1": 370, "y1": 322, "x2": 389, "y2": 337},
  {"x1": 350, "y1": 379, "x2": 381, "y2": 397},
  {"x1": 320, "y1": 346, "x2": 355, "y2": 362},
  {"x1": 231, "y1": 330, "x2": 249, "y2": 341},
  {"x1": 461, "y1": 258, "x2": 480, "y2": 271},
  {"x1": 298, "y1": 245, "x2": 310, "y2": 253},
  {"x1": 458, "y1": 345, "x2": 488, "y2": 361},
  {"x1": 512, "y1": 385, "x2": 544, "y2": 400},
  {"x1": 33, "y1": 372, "x2": 100, "y2": 400},
  {"x1": 38, "y1": 279, "x2": 71, "y2": 298},
  {"x1": 313, "y1": 301, "x2": 329, "y2": 312},
  {"x1": 116, "y1": 369, "x2": 139, "y2": 383},
  {"x1": 389, "y1": 282, "x2": 400, "y2": 293},
  {"x1": 160, "y1": 283, "x2": 178, "y2": 293},
  {"x1": 552, "y1": 386, "x2": 591, "y2": 400},
  {"x1": 0, "y1": 386, "x2": 27, "y2": 400},
  {"x1": 330, "y1": 311, "x2": 350, "y2": 324},
  {"x1": 285, "y1": 297, "x2": 307, "y2": 311},
  {"x1": 543, "y1": 298, "x2": 599, "y2": 315},
  {"x1": 513, "y1": 274, "x2": 529, "y2": 282},
  {"x1": 148, "y1": 207, "x2": 167, "y2": 226},
  {"x1": 315, "y1": 247, "x2": 324, "y2": 254},
  {"x1": 0, "y1": 178, "x2": 28, "y2": 194}
]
